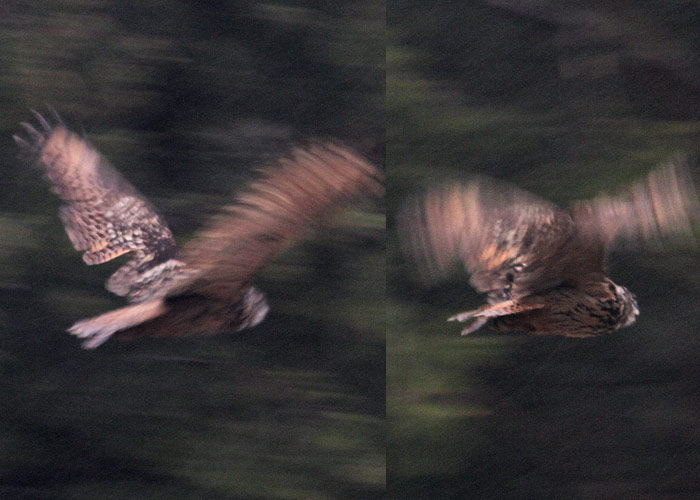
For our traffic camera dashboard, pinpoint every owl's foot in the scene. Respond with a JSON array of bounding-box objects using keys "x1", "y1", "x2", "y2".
[
  {"x1": 68, "y1": 300, "x2": 167, "y2": 349},
  {"x1": 448, "y1": 310, "x2": 477, "y2": 322},
  {"x1": 461, "y1": 317, "x2": 488, "y2": 335},
  {"x1": 447, "y1": 310, "x2": 488, "y2": 335},
  {"x1": 448, "y1": 298, "x2": 547, "y2": 336},
  {"x1": 448, "y1": 301, "x2": 516, "y2": 324}
]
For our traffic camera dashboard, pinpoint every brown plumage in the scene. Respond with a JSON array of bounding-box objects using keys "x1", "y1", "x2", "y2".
[
  {"x1": 399, "y1": 157, "x2": 699, "y2": 337},
  {"x1": 15, "y1": 111, "x2": 383, "y2": 348}
]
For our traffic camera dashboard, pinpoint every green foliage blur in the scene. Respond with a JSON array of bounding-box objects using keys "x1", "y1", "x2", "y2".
[
  {"x1": 388, "y1": 1, "x2": 700, "y2": 498},
  {"x1": 0, "y1": 1, "x2": 384, "y2": 499}
]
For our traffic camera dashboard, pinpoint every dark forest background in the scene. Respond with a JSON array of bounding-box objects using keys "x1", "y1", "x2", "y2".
[
  {"x1": 0, "y1": 1, "x2": 384, "y2": 499},
  {"x1": 4, "y1": 1, "x2": 700, "y2": 499},
  {"x1": 388, "y1": 1, "x2": 700, "y2": 499}
]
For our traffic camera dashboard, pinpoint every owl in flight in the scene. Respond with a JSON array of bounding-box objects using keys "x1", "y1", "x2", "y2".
[
  {"x1": 400, "y1": 158, "x2": 699, "y2": 337},
  {"x1": 15, "y1": 111, "x2": 383, "y2": 348}
]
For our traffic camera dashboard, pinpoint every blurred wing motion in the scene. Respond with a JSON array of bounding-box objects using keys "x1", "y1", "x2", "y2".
[
  {"x1": 14, "y1": 112, "x2": 182, "y2": 303},
  {"x1": 573, "y1": 155, "x2": 700, "y2": 249},
  {"x1": 400, "y1": 156, "x2": 698, "y2": 337},
  {"x1": 399, "y1": 178, "x2": 579, "y2": 300},
  {"x1": 16, "y1": 111, "x2": 383, "y2": 348},
  {"x1": 179, "y1": 142, "x2": 384, "y2": 301}
]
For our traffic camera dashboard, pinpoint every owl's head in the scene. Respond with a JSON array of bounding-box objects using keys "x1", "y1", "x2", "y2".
[{"x1": 616, "y1": 284, "x2": 639, "y2": 328}]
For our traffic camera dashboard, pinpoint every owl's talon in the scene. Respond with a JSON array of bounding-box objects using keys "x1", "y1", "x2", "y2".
[{"x1": 30, "y1": 109, "x2": 51, "y2": 132}]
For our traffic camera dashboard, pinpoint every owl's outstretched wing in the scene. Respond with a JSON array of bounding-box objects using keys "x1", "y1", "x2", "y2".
[
  {"x1": 176, "y1": 142, "x2": 383, "y2": 302},
  {"x1": 399, "y1": 178, "x2": 586, "y2": 300},
  {"x1": 573, "y1": 155, "x2": 700, "y2": 249},
  {"x1": 14, "y1": 112, "x2": 182, "y2": 303}
]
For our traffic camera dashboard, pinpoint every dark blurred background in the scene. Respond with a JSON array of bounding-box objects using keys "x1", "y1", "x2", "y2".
[
  {"x1": 388, "y1": 1, "x2": 700, "y2": 499},
  {"x1": 0, "y1": 1, "x2": 384, "y2": 499}
]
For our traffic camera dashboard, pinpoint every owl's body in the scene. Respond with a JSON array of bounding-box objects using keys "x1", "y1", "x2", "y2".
[
  {"x1": 474, "y1": 276, "x2": 638, "y2": 337},
  {"x1": 67, "y1": 286, "x2": 270, "y2": 347},
  {"x1": 400, "y1": 160, "x2": 697, "y2": 337},
  {"x1": 16, "y1": 111, "x2": 382, "y2": 348}
]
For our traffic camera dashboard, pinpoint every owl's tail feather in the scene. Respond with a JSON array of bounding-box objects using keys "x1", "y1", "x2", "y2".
[{"x1": 68, "y1": 300, "x2": 167, "y2": 349}]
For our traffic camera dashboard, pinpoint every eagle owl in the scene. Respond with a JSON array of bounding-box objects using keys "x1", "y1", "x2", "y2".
[
  {"x1": 399, "y1": 158, "x2": 699, "y2": 337},
  {"x1": 15, "y1": 111, "x2": 383, "y2": 348}
]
